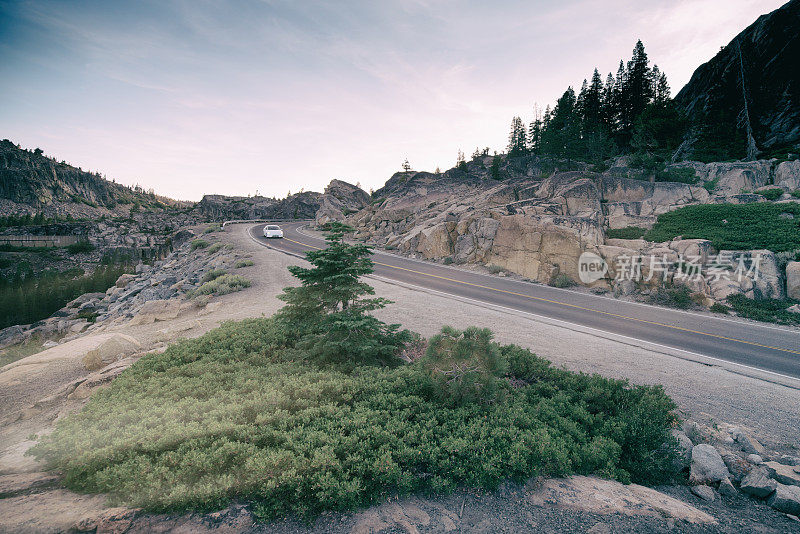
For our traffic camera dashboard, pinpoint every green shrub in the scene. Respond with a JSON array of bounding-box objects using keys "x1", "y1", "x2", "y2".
[
  {"x1": 649, "y1": 285, "x2": 694, "y2": 309},
  {"x1": 486, "y1": 264, "x2": 505, "y2": 274},
  {"x1": 726, "y1": 294, "x2": 800, "y2": 326},
  {"x1": 67, "y1": 241, "x2": 95, "y2": 254},
  {"x1": 420, "y1": 326, "x2": 508, "y2": 405},
  {"x1": 549, "y1": 273, "x2": 575, "y2": 288},
  {"x1": 702, "y1": 177, "x2": 720, "y2": 192},
  {"x1": 234, "y1": 260, "x2": 254, "y2": 268},
  {"x1": 31, "y1": 318, "x2": 678, "y2": 521},
  {"x1": 201, "y1": 269, "x2": 227, "y2": 283},
  {"x1": 207, "y1": 242, "x2": 223, "y2": 253},
  {"x1": 191, "y1": 239, "x2": 209, "y2": 250},
  {"x1": 757, "y1": 188, "x2": 784, "y2": 201},
  {"x1": 204, "y1": 224, "x2": 222, "y2": 234},
  {"x1": 606, "y1": 227, "x2": 647, "y2": 240},
  {"x1": 443, "y1": 257, "x2": 454, "y2": 265},
  {"x1": 791, "y1": 190, "x2": 800, "y2": 199},
  {"x1": 644, "y1": 203, "x2": 800, "y2": 252},
  {"x1": 191, "y1": 274, "x2": 251, "y2": 297},
  {"x1": 709, "y1": 303, "x2": 730, "y2": 314}
]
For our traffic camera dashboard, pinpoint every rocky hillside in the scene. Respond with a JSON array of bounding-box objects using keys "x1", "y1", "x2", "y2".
[
  {"x1": 343, "y1": 155, "x2": 800, "y2": 309},
  {"x1": 199, "y1": 179, "x2": 370, "y2": 223},
  {"x1": 0, "y1": 140, "x2": 184, "y2": 219},
  {"x1": 675, "y1": 0, "x2": 800, "y2": 156}
]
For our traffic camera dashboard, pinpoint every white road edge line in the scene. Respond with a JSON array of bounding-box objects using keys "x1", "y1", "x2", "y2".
[{"x1": 247, "y1": 223, "x2": 800, "y2": 390}]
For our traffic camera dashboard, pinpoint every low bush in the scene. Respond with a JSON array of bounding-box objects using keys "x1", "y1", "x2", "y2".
[
  {"x1": 709, "y1": 303, "x2": 730, "y2": 314},
  {"x1": 201, "y1": 269, "x2": 227, "y2": 283},
  {"x1": 649, "y1": 285, "x2": 694, "y2": 309},
  {"x1": 605, "y1": 227, "x2": 647, "y2": 240},
  {"x1": 31, "y1": 320, "x2": 678, "y2": 521},
  {"x1": 655, "y1": 167, "x2": 698, "y2": 184},
  {"x1": 792, "y1": 190, "x2": 800, "y2": 199},
  {"x1": 702, "y1": 177, "x2": 720, "y2": 192},
  {"x1": 549, "y1": 273, "x2": 575, "y2": 288},
  {"x1": 204, "y1": 224, "x2": 222, "y2": 234},
  {"x1": 644, "y1": 203, "x2": 800, "y2": 252},
  {"x1": 234, "y1": 260, "x2": 254, "y2": 268},
  {"x1": 191, "y1": 239, "x2": 209, "y2": 250},
  {"x1": 207, "y1": 243, "x2": 223, "y2": 253},
  {"x1": 757, "y1": 188, "x2": 784, "y2": 201},
  {"x1": 442, "y1": 257, "x2": 454, "y2": 265},
  {"x1": 191, "y1": 274, "x2": 251, "y2": 297},
  {"x1": 726, "y1": 295, "x2": 800, "y2": 326},
  {"x1": 486, "y1": 264, "x2": 505, "y2": 274}
]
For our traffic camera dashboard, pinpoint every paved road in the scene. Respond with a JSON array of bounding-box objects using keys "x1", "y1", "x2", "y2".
[{"x1": 249, "y1": 222, "x2": 800, "y2": 381}]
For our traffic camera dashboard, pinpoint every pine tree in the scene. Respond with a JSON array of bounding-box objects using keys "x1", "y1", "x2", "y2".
[
  {"x1": 277, "y1": 222, "x2": 410, "y2": 365},
  {"x1": 507, "y1": 116, "x2": 527, "y2": 156},
  {"x1": 402, "y1": 159, "x2": 412, "y2": 172},
  {"x1": 621, "y1": 40, "x2": 653, "y2": 137}
]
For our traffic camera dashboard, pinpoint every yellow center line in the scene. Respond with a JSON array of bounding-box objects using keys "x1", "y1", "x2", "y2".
[{"x1": 278, "y1": 235, "x2": 800, "y2": 356}]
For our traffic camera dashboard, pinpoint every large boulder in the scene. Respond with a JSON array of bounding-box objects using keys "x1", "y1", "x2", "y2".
[
  {"x1": 82, "y1": 334, "x2": 142, "y2": 371},
  {"x1": 775, "y1": 160, "x2": 800, "y2": 191},
  {"x1": 315, "y1": 180, "x2": 370, "y2": 225},
  {"x1": 768, "y1": 483, "x2": 800, "y2": 515},
  {"x1": 740, "y1": 467, "x2": 778, "y2": 498},
  {"x1": 787, "y1": 261, "x2": 800, "y2": 300},
  {"x1": 689, "y1": 444, "x2": 731, "y2": 485}
]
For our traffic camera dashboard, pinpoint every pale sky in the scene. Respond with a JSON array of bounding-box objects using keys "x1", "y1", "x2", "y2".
[{"x1": 0, "y1": 0, "x2": 787, "y2": 200}]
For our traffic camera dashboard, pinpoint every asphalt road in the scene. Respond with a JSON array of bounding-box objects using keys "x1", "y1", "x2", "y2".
[{"x1": 249, "y1": 222, "x2": 800, "y2": 381}]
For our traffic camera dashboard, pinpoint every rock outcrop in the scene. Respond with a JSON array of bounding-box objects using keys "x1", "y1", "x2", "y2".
[
  {"x1": 314, "y1": 179, "x2": 371, "y2": 225},
  {"x1": 674, "y1": 0, "x2": 800, "y2": 153}
]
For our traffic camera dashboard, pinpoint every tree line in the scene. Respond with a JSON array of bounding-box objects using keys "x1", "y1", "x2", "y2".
[{"x1": 506, "y1": 40, "x2": 686, "y2": 166}]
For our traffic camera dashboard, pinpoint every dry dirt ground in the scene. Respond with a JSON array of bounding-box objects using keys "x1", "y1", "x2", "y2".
[{"x1": 1, "y1": 223, "x2": 799, "y2": 533}]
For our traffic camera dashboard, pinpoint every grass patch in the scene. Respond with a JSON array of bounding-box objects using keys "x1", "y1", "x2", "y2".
[
  {"x1": 191, "y1": 274, "x2": 251, "y2": 298},
  {"x1": 234, "y1": 260, "x2": 254, "y2": 268},
  {"x1": 0, "y1": 337, "x2": 49, "y2": 368},
  {"x1": 644, "y1": 203, "x2": 800, "y2": 252},
  {"x1": 726, "y1": 295, "x2": 800, "y2": 326},
  {"x1": 30, "y1": 319, "x2": 678, "y2": 521},
  {"x1": 201, "y1": 269, "x2": 228, "y2": 283},
  {"x1": 207, "y1": 243, "x2": 223, "y2": 253},
  {"x1": 606, "y1": 227, "x2": 647, "y2": 240},
  {"x1": 204, "y1": 224, "x2": 222, "y2": 234},
  {"x1": 191, "y1": 239, "x2": 209, "y2": 250}
]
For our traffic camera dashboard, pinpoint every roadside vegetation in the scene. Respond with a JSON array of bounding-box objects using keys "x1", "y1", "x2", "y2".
[
  {"x1": 644, "y1": 203, "x2": 800, "y2": 252},
  {"x1": 31, "y1": 222, "x2": 679, "y2": 521},
  {"x1": 191, "y1": 273, "x2": 251, "y2": 298},
  {"x1": 726, "y1": 295, "x2": 800, "y2": 326}
]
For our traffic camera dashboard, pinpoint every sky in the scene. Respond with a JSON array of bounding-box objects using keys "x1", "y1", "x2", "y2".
[{"x1": 0, "y1": 0, "x2": 788, "y2": 201}]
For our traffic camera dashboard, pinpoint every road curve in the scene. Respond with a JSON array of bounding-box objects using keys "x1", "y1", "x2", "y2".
[{"x1": 249, "y1": 222, "x2": 800, "y2": 381}]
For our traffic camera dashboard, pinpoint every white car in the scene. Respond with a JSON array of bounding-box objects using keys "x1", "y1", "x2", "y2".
[{"x1": 263, "y1": 224, "x2": 284, "y2": 238}]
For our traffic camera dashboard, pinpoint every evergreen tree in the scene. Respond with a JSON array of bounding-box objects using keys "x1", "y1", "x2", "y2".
[
  {"x1": 402, "y1": 159, "x2": 412, "y2": 172},
  {"x1": 507, "y1": 116, "x2": 527, "y2": 156},
  {"x1": 276, "y1": 222, "x2": 410, "y2": 366}
]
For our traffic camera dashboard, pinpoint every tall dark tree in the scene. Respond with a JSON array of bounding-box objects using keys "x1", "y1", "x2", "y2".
[{"x1": 507, "y1": 116, "x2": 527, "y2": 156}]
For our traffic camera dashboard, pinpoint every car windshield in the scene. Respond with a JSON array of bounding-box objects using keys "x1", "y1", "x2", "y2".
[{"x1": 266, "y1": 225, "x2": 280, "y2": 230}]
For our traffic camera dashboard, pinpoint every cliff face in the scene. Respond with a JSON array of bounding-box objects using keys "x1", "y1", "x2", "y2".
[
  {"x1": 197, "y1": 191, "x2": 325, "y2": 220},
  {"x1": 0, "y1": 140, "x2": 180, "y2": 217},
  {"x1": 674, "y1": 0, "x2": 800, "y2": 153}
]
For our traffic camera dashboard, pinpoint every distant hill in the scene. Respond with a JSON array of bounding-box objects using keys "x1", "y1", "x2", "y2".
[
  {"x1": 0, "y1": 139, "x2": 182, "y2": 218},
  {"x1": 674, "y1": 0, "x2": 800, "y2": 159}
]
